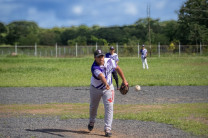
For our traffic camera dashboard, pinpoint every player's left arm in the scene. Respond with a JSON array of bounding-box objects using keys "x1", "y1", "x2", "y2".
[
  {"x1": 116, "y1": 54, "x2": 119, "y2": 64},
  {"x1": 145, "y1": 49, "x2": 148, "y2": 57},
  {"x1": 115, "y1": 66, "x2": 128, "y2": 86}
]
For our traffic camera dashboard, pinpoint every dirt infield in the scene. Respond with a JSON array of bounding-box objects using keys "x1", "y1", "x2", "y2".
[
  {"x1": 0, "y1": 86, "x2": 207, "y2": 104},
  {"x1": 0, "y1": 86, "x2": 207, "y2": 138}
]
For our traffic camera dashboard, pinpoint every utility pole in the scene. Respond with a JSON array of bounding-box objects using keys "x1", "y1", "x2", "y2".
[{"x1": 147, "y1": 3, "x2": 151, "y2": 57}]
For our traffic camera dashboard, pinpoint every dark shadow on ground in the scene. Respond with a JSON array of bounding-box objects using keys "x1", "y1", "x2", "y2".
[{"x1": 26, "y1": 128, "x2": 104, "y2": 137}]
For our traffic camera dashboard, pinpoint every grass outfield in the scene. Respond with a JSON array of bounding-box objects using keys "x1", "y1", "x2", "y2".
[{"x1": 0, "y1": 56, "x2": 208, "y2": 87}]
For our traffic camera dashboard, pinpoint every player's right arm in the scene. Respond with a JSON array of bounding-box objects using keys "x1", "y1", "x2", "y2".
[{"x1": 98, "y1": 73, "x2": 110, "y2": 90}]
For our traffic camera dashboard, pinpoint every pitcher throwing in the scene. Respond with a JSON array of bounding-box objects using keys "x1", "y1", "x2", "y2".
[{"x1": 88, "y1": 49, "x2": 128, "y2": 137}]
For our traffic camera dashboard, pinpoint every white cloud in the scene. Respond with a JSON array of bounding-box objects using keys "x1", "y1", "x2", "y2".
[
  {"x1": 0, "y1": 0, "x2": 184, "y2": 27},
  {"x1": 72, "y1": 5, "x2": 83, "y2": 15},
  {"x1": 123, "y1": 3, "x2": 138, "y2": 16},
  {"x1": 27, "y1": 7, "x2": 58, "y2": 27},
  {"x1": 0, "y1": 3, "x2": 23, "y2": 16},
  {"x1": 26, "y1": 7, "x2": 82, "y2": 28},
  {"x1": 0, "y1": 1, "x2": 24, "y2": 23}
]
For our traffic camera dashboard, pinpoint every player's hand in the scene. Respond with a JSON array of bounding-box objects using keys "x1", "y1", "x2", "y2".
[
  {"x1": 123, "y1": 80, "x2": 128, "y2": 86},
  {"x1": 106, "y1": 84, "x2": 110, "y2": 90}
]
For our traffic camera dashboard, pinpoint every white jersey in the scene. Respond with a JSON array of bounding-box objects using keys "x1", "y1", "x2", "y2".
[
  {"x1": 105, "y1": 53, "x2": 119, "y2": 62},
  {"x1": 140, "y1": 48, "x2": 147, "y2": 59},
  {"x1": 91, "y1": 58, "x2": 117, "y2": 89}
]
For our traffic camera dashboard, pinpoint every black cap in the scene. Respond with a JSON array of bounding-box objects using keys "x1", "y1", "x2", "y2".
[
  {"x1": 94, "y1": 49, "x2": 104, "y2": 57},
  {"x1": 110, "y1": 46, "x2": 115, "y2": 50}
]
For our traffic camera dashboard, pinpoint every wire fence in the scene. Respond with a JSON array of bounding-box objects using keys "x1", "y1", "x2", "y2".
[{"x1": 0, "y1": 43, "x2": 207, "y2": 58}]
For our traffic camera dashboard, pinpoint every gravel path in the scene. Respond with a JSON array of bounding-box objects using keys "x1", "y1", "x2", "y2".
[
  {"x1": 0, "y1": 86, "x2": 207, "y2": 138},
  {"x1": 0, "y1": 86, "x2": 207, "y2": 104}
]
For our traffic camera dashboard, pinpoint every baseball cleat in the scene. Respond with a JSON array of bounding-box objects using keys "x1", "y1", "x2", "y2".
[
  {"x1": 88, "y1": 122, "x2": 94, "y2": 131},
  {"x1": 105, "y1": 129, "x2": 112, "y2": 137}
]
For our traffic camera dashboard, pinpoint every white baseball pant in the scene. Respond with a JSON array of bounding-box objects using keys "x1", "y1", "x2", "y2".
[
  {"x1": 89, "y1": 84, "x2": 114, "y2": 131},
  {"x1": 141, "y1": 57, "x2": 148, "y2": 69}
]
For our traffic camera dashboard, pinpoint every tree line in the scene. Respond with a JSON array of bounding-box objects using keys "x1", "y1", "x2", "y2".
[{"x1": 0, "y1": 0, "x2": 207, "y2": 46}]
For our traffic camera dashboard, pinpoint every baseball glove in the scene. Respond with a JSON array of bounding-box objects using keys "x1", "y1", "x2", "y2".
[{"x1": 119, "y1": 82, "x2": 129, "y2": 95}]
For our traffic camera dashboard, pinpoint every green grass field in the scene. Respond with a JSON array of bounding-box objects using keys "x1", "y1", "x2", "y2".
[
  {"x1": 0, "y1": 56, "x2": 208, "y2": 87},
  {"x1": 0, "y1": 56, "x2": 208, "y2": 136}
]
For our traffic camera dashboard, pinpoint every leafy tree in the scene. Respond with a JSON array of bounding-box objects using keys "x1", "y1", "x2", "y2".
[
  {"x1": 6, "y1": 21, "x2": 39, "y2": 45},
  {"x1": 19, "y1": 33, "x2": 39, "y2": 45},
  {"x1": 161, "y1": 20, "x2": 179, "y2": 43},
  {"x1": 97, "y1": 38, "x2": 108, "y2": 46},
  {"x1": 134, "y1": 18, "x2": 164, "y2": 44},
  {"x1": 0, "y1": 22, "x2": 7, "y2": 33},
  {"x1": 67, "y1": 36, "x2": 87, "y2": 46},
  {"x1": 90, "y1": 35, "x2": 99, "y2": 45},
  {"x1": 51, "y1": 27, "x2": 64, "y2": 45},
  {"x1": 94, "y1": 26, "x2": 125, "y2": 45},
  {"x1": 39, "y1": 29, "x2": 57, "y2": 45},
  {"x1": 0, "y1": 22, "x2": 7, "y2": 44},
  {"x1": 67, "y1": 39, "x2": 76, "y2": 46},
  {"x1": 61, "y1": 27, "x2": 77, "y2": 45},
  {"x1": 177, "y1": 0, "x2": 208, "y2": 44},
  {"x1": 154, "y1": 33, "x2": 169, "y2": 45}
]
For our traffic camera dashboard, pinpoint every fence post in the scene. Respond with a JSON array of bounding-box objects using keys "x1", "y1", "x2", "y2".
[
  {"x1": 138, "y1": 43, "x2": 140, "y2": 58},
  {"x1": 158, "y1": 42, "x2": 160, "y2": 58},
  {"x1": 15, "y1": 43, "x2": 17, "y2": 54},
  {"x1": 179, "y1": 42, "x2": 181, "y2": 56},
  {"x1": 76, "y1": 43, "x2": 78, "y2": 57},
  {"x1": 55, "y1": 43, "x2": 57, "y2": 58},
  {"x1": 116, "y1": 43, "x2": 118, "y2": 56},
  {"x1": 35, "y1": 43, "x2": 37, "y2": 56}
]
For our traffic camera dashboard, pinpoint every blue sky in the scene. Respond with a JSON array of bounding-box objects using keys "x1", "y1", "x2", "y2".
[{"x1": 0, "y1": 0, "x2": 186, "y2": 28}]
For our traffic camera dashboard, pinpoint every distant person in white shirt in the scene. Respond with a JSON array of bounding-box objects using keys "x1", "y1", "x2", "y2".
[
  {"x1": 105, "y1": 46, "x2": 119, "y2": 90},
  {"x1": 140, "y1": 45, "x2": 149, "y2": 69}
]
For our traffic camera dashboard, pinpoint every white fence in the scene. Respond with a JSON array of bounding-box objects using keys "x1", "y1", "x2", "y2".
[{"x1": 0, "y1": 43, "x2": 207, "y2": 57}]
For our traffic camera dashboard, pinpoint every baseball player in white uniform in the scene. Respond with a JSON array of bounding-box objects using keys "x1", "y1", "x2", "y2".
[
  {"x1": 105, "y1": 46, "x2": 119, "y2": 90},
  {"x1": 88, "y1": 49, "x2": 128, "y2": 137},
  {"x1": 140, "y1": 45, "x2": 149, "y2": 69}
]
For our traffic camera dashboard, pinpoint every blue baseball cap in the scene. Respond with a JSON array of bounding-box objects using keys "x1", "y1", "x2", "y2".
[{"x1": 110, "y1": 46, "x2": 115, "y2": 50}]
